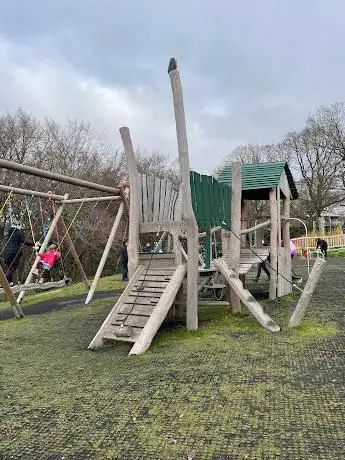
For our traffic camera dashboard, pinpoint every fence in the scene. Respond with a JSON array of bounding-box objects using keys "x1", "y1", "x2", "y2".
[{"x1": 291, "y1": 234, "x2": 345, "y2": 250}]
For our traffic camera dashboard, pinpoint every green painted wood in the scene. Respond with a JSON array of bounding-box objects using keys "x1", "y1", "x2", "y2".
[
  {"x1": 190, "y1": 171, "x2": 231, "y2": 228},
  {"x1": 217, "y1": 161, "x2": 298, "y2": 200}
]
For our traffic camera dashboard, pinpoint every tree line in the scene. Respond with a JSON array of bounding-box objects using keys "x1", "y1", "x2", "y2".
[{"x1": 217, "y1": 102, "x2": 345, "y2": 230}]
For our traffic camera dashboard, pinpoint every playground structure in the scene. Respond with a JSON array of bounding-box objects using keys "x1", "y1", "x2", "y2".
[
  {"x1": 0, "y1": 161, "x2": 128, "y2": 318},
  {"x1": 1, "y1": 57, "x2": 325, "y2": 352},
  {"x1": 88, "y1": 57, "x2": 303, "y2": 355}
]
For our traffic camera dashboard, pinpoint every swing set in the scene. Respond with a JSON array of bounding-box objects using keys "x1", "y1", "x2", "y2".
[{"x1": 0, "y1": 161, "x2": 128, "y2": 319}]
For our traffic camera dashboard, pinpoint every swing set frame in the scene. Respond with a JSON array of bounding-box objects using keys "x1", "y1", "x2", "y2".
[{"x1": 0, "y1": 160, "x2": 127, "y2": 317}]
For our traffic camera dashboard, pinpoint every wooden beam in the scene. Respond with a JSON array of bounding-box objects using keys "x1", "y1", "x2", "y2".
[
  {"x1": 229, "y1": 161, "x2": 242, "y2": 313},
  {"x1": 288, "y1": 258, "x2": 326, "y2": 328},
  {"x1": 214, "y1": 258, "x2": 280, "y2": 332},
  {"x1": 85, "y1": 201, "x2": 124, "y2": 304},
  {"x1": 61, "y1": 196, "x2": 121, "y2": 204},
  {"x1": 0, "y1": 159, "x2": 120, "y2": 194},
  {"x1": 59, "y1": 217, "x2": 90, "y2": 291},
  {"x1": 120, "y1": 127, "x2": 141, "y2": 279},
  {"x1": 240, "y1": 219, "x2": 271, "y2": 235},
  {"x1": 0, "y1": 184, "x2": 64, "y2": 201}
]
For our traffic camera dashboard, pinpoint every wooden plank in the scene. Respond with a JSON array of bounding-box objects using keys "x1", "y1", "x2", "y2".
[
  {"x1": 132, "y1": 286, "x2": 165, "y2": 293},
  {"x1": 112, "y1": 314, "x2": 149, "y2": 328},
  {"x1": 164, "y1": 180, "x2": 173, "y2": 220},
  {"x1": 134, "y1": 281, "x2": 169, "y2": 289},
  {"x1": 163, "y1": 181, "x2": 171, "y2": 221},
  {"x1": 153, "y1": 177, "x2": 161, "y2": 222},
  {"x1": 125, "y1": 296, "x2": 158, "y2": 305},
  {"x1": 159, "y1": 179, "x2": 167, "y2": 221},
  {"x1": 168, "y1": 189, "x2": 176, "y2": 220},
  {"x1": 103, "y1": 332, "x2": 137, "y2": 343},
  {"x1": 138, "y1": 275, "x2": 172, "y2": 282},
  {"x1": 144, "y1": 268, "x2": 176, "y2": 274},
  {"x1": 128, "y1": 291, "x2": 162, "y2": 299},
  {"x1": 142, "y1": 174, "x2": 148, "y2": 223},
  {"x1": 117, "y1": 304, "x2": 155, "y2": 316},
  {"x1": 214, "y1": 258, "x2": 280, "y2": 332},
  {"x1": 146, "y1": 175, "x2": 154, "y2": 221}
]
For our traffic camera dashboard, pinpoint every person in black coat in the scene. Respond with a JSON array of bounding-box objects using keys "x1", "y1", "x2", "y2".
[
  {"x1": 1, "y1": 226, "x2": 35, "y2": 285},
  {"x1": 316, "y1": 238, "x2": 328, "y2": 258},
  {"x1": 120, "y1": 241, "x2": 128, "y2": 281}
]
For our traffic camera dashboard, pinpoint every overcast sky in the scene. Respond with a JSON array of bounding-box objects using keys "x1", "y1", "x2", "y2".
[{"x1": 1, "y1": 0, "x2": 345, "y2": 173}]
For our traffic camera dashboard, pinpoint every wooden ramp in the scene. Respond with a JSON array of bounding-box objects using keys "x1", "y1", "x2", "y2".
[{"x1": 88, "y1": 264, "x2": 186, "y2": 355}]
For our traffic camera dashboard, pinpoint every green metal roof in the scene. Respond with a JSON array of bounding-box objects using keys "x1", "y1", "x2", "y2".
[{"x1": 217, "y1": 161, "x2": 298, "y2": 200}]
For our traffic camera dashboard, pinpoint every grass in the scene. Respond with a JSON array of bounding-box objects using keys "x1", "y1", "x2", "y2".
[
  {"x1": 0, "y1": 274, "x2": 126, "y2": 312},
  {"x1": 1, "y1": 259, "x2": 345, "y2": 459}
]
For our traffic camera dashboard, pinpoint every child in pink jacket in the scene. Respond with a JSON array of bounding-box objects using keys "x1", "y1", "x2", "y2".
[{"x1": 34, "y1": 243, "x2": 61, "y2": 283}]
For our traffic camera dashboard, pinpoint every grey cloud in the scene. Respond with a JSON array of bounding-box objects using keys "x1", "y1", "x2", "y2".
[{"x1": 2, "y1": 0, "x2": 345, "y2": 171}]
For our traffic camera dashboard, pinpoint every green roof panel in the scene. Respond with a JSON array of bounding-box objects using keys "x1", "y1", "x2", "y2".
[{"x1": 217, "y1": 162, "x2": 298, "y2": 200}]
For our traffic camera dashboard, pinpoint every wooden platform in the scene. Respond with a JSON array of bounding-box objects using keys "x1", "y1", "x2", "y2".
[{"x1": 199, "y1": 247, "x2": 270, "y2": 277}]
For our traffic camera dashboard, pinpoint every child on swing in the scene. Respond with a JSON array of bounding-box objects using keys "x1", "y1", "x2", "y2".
[{"x1": 34, "y1": 242, "x2": 61, "y2": 283}]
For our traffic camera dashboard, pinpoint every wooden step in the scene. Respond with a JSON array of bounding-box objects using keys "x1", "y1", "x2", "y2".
[
  {"x1": 116, "y1": 304, "x2": 155, "y2": 316},
  {"x1": 134, "y1": 281, "x2": 169, "y2": 289},
  {"x1": 125, "y1": 296, "x2": 158, "y2": 305},
  {"x1": 112, "y1": 314, "x2": 150, "y2": 328},
  {"x1": 103, "y1": 331, "x2": 138, "y2": 343},
  {"x1": 132, "y1": 286, "x2": 165, "y2": 293},
  {"x1": 138, "y1": 275, "x2": 172, "y2": 282},
  {"x1": 127, "y1": 291, "x2": 162, "y2": 299}
]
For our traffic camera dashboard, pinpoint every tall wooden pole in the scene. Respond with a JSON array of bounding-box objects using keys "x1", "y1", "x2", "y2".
[
  {"x1": 229, "y1": 161, "x2": 242, "y2": 313},
  {"x1": 168, "y1": 57, "x2": 198, "y2": 330},
  {"x1": 17, "y1": 194, "x2": 69, "y2": 303},
  {"x1": 119, "y1": 127, "x2": 141, "y2": 280},
  {"x1": 59, "y1": 217, "x2": 90, "y2": 290},
  {"x1": 269, "y1": 188, "x2": 278, "y2": 299},
  {"x1": 85, "y1": 201, "x2": 124, "y2": 304}
]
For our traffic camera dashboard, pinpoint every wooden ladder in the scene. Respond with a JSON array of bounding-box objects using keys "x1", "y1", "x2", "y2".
[{"x1": 88, "y1": 264, "x2": 184, "y2": 353}]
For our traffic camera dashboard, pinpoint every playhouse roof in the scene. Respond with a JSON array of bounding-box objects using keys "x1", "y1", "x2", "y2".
[{"x1": 217, "y1": 161, "x2": 299, "y2": 200}]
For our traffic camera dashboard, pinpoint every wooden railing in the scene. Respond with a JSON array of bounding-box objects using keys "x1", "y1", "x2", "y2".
[{"x1": 291, "y1": 234, "x2": 345, "y2": 249}]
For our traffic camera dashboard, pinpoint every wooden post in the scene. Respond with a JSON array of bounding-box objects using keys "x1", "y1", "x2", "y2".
[
  {"x1": 59, "y1": 217, "x2": 90, "y2": 290},
  {"x1": 17, "y1": 194, "x2": 69, "y2": 303},
  {"x1": 288, "y1": 258, "x2": 326, "y2": 328},
  {"x1": 120, "y1": 127, "x2": 141, "y2": 280},
  {"x1": 0, "y1": 266, "x2": 24, "y2": 318},
  {"x1": 229, "y1": 161, "x2": 242, "y2": 313},
  {"x1": 282, "y1": 195, "x2": 292, "y2": 295},
  {"x1": 168, "y1": 57, "x2": 198, "y2": 330},
  {"x1": 85, "y1": 201, "x2": 125, "y2": 304},
  {"x1": 269, "y1": 188, "x2": 278, "y2": 300}
]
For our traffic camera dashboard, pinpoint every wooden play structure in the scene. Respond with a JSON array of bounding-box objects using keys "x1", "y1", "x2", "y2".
[{"x1": 88, "y1": 57, "x2": 301, "y2": 355}]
